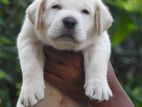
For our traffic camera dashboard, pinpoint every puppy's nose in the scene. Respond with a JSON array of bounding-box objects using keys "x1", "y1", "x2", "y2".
[{"x1": 63, "y1": 17, "x2": 77, "y2": 29}]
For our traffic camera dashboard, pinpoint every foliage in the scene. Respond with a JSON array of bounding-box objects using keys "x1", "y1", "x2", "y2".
[
  {"x1": 104, "y1": 0, "x2": 142, "y2": 107},
  {"x1": 0, "y1": 0, "x2": 142, "y2": 107},
  {"x1": 0, "y1": 0, "x2": 31, "y2": 106}
]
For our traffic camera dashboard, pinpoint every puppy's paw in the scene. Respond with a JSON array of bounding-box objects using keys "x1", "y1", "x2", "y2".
[
  {"x1": 19, "y1": 82, "x2": 45, "y2": 107},
  {"x1": 84, "y1": 79, "x2": 112, "y2": 102}
]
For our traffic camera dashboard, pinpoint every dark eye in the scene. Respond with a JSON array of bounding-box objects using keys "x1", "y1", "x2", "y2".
[
  {"x1": 52, "y1": 4, "x2": 62, "y2": 9},
  {"x1": 81, "y1": 9, "x2": 90, "y2": 15}
]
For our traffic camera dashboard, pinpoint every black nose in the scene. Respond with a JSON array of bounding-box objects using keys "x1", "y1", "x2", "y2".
[{"x1": 63, "y1": 17, "x2": 77, "y2": 29}]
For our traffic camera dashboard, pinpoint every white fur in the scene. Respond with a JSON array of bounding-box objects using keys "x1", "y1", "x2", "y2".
[
  {"x1": 17, "y1": 0, "x2": 113, "y2": 106},
  {"x1": 83, "y1": 32, "x2": 112, "y2": 101}
]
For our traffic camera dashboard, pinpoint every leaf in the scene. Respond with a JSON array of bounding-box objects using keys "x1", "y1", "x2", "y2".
[
  {"x1": 105, "y1": 0, "x2": 142, "y2": 13},
  {"x1": 0, "y1": 0, "x2": 10, "y2": 5},
  {"x1": 0, "y1": 70, "x2": 14, "y2": 83},
  {"x1": 125, "y1": 86, "x2": 142, "y2": 107},
  {"x1": 0, "y1": 70, "x2": 7, "y2": 79},
  {"x1": 111, "y1": 13, "x2": 136, "y2": 47},
  {"x1": 0, "y1": 36, "x2": 11, "y2": 45}
]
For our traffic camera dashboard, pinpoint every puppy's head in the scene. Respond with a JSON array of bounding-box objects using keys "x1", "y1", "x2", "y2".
[{"x1": 26, "y1": 0, "x2": 113, "y2": 50}]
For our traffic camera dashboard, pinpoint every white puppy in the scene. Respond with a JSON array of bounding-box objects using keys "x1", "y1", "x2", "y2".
[{"x1": 17, "y1": 0, "x2": 113, "y2": 106}]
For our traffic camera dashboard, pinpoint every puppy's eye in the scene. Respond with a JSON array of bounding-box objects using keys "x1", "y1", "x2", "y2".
[
  {"x1": 81, "y1": 9, "x2": 90, "y2": 15},
  {"x1": 52, "y1": 5, "x2": 62, "y2": 9}
]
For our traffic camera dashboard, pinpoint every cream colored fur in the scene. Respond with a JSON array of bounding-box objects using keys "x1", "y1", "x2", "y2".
[{"x1": 17, "y1": 0, "x2": 113, "y2": 106}]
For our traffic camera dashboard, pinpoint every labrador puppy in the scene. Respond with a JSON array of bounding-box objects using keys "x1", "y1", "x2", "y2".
[{"x1": 17, "y1": 0, "x2": 113, "y2": 106}]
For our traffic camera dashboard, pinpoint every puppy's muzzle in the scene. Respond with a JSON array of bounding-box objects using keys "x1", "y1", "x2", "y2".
[
  {"x1": 63, "y1": 17, "x2": 77, "y2": 30},
  {"x1": 56, "y1": 16, "x2": 78, "y2": 42}
]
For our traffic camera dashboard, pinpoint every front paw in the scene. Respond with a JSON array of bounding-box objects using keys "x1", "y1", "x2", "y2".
[
  {"x1": 19, "y1": 82, "x2": 45, "y2": 107},
  {"x1": 84, "y1": 79, "x2": 112, "y2": 102}
]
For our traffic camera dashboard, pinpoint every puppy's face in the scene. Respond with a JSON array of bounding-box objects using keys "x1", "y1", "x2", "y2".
[
  {"x1": 45, "y1": 0, "x2": 94, "y2": 44},
  {"x1": 27, "y1": 0, "x2": 113, "y2": 50}
]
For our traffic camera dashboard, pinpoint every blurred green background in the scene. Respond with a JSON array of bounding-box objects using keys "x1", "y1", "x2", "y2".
[{"x1": 0, "y1": 0, "x2": 142, "y2": 107}]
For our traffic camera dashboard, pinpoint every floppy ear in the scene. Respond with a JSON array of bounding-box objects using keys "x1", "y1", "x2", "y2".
[
  {"x1": 95, "y1": 0, "x2": 113, "y2": 34},
  {"x1": 26, "y1": 0, "x2": 45, "y2": 30}
]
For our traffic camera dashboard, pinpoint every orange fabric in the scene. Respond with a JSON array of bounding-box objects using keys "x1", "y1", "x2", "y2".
[{"x1": 44, "y1": 46, "x2": 134, "y2": 107}]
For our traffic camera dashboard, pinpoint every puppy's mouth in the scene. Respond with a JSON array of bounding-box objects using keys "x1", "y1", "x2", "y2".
[
  {"x1": 56, "y1": 33, "x2": 76, "y2": 42},
  {"x1": 60, "y1": 33, "x2": 74, "y2": 40}
]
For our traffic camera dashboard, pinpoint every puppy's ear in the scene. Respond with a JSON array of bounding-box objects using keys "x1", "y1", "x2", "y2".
[
  {"x1": 95, "y1": 0, "x2": 113, "y2": 34},
  {"x1": 26, "y1": 0, "x2": 45, "y2": 30}
]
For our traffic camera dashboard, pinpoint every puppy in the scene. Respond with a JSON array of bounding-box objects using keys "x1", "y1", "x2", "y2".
[{"x1": 17, "y1": 0, "x2": 113, "y2": 106}]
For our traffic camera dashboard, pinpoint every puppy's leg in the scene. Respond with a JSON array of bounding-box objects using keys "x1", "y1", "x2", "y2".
[
  {"x1": 16, "y1": 98, "x2": 25, "y2": 107},
  {"x1": 83, "y1": 32, "x2": 112, "y2": 102},
  {"x1": 17, "y1": 17, "x2": 45, "y2": 107}
]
